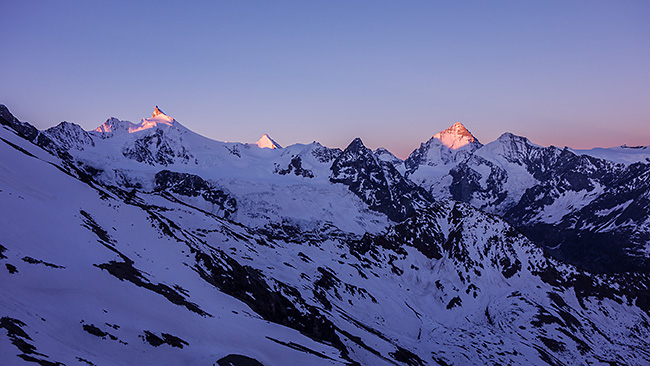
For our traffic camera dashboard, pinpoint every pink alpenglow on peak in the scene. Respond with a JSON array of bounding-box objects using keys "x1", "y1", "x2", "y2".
[
  {"x1": 93, "y1": 117, "x2": 136, "y2": 133},
  {"x1": 131, "y1": 106, "x2": 176, "y2": 132},
  {"x1": 433, "y1": 122, "x2": 479, "y2": 150},
  {"x1": 147, "y1": 106, "x2": 174, "y2": 123},
  {"x1": 255, "y1": 134, "x2": 282, "y2": 149},
  {"x1": 152, "y1": 105, "x2": 166, "y2": 118},
  {"x1": 92, "y1": 106, "x2": 179, "y2": 135}
]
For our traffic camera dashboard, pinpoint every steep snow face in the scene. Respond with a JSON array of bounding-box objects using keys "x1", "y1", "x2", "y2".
[{"x1": 255, "y1": 134, "x2": 282, "y2": 149}]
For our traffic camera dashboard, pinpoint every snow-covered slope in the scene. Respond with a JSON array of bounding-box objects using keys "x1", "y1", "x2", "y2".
[{"x1": 2, "y1": 104, "x2": 650, "y2": 365}]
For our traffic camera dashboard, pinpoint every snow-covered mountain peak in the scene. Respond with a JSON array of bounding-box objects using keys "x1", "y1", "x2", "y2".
[
  {"x1": 477, "y1": 132, "x2": 547, "y2": 163},
  {"x1": 432, "y1": 121, "x2": 479, "y2": 150},
  {"x1": 131, "y1": 106, "x2": 178, "y2": 132},
  {"x1": 255, "y1": 133, "x2": 282, "y2": 149},
  {"x1": 151, "y1": 105, "x2": 166, "y2": 118},
  {"x1": 92, "y1": 111, "x2": 179, "y2": 135},
  {"x1": 348, "y1": 137, "x2": 365, "y2": 150},
  {"x1": 332, "y1": 138, "x2": 375, "y2": 168},
  {"x1": 44, "y1": 121, "x2": 95, "y2": 150},
  {"x1": 93, "y1": 117, "x2": 137, "y2": 133},
  {"x1": 497, "y1": 131, "x2": 525, "y2": 142},
  {"x1": 404, "y1": 123, "x2": 482, "y2": 171}
]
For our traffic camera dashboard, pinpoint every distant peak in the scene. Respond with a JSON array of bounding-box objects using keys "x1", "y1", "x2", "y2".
[
  {"x1": 255, "y1": 134, "x2": 282, "y2": 149},
  {"x1": 432, "y1": 122, "x2": 479, "y2": 150},
  {"x1": 152, "y1": 106, "x2": 166, "y2": 118},
  {"x1": 497, "y1": 132, "x2": 530, "y2": 143},
  {"x1": 621, "y1": 144, "x2": 646, "y2": 150},
  {"x1": 93, "y1": 117, "x2": 135, "y2": 133},
  {"x1": 441, "y1": 122, "x2": 472, "y2": 138},
  {"x1": 128, "y1": 106, "x2": 177, "y2": 132},
  {"x1": 343, "y1": 138, "x2": 368, "y2": 152}
]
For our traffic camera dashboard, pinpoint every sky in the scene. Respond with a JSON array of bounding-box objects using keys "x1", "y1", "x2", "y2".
[{"x1": 1, "y1": 1, "x2": 649, "y2": 159}]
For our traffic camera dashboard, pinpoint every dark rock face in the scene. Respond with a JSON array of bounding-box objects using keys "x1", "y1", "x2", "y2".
[
  {"x1": 154, "y1": 170, "x2": 237, "y2": 218},
  {"x1": 216, "y1": 354, "x2": 264, "y2": 366},
  {"x1": 495, "y1": 146, "x2": 650, "y2": 273},
  {"x1": 0, "y1": 316, "x2": 64, "y2": 365},
  {"x1": 275, "y1": 156, "x2": 314, "y2": 178},
  {"x1": 310, "y1": 143, "x2": 341, "y2": 163},
  {"x1": 0, "y1": 104, "x2": 71, "y2": 160},
  {"x1": 140, "y1": 331, "x2": 188, "y2": 348},
  {"x1": 0, "y1": 104, "x2": 39, "y2": 142},
  {"x1": 123, "y1": 129, "x2": 192, "y2": 166},
  {"x1": 193, "y1": 250, "x2": 350, "y2": 360},
  {"x1": 330, "y1": 138, "x2": 433, "y2": 222},
  {"x1": 82, "y1": 324, "x2": 110, "y2": 338},
  {"x1": 515, "y1": 162, "x2": 650, "y2": 273}
]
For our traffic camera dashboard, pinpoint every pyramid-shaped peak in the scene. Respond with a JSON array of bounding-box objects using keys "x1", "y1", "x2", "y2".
[
  {"x1": 450, "y1": 121, "x2": 468, "y2": 131},
  {"x1": 340, "y1": 138, "x2": 372, "y2": 158},
  {"x1": 349, "y1": 137, "x2": 365, "y2": 147},
  {"x1": 440, "y1": 122, "x2": 473, "y2": 137},
  {"x1": 152, "y1": 106, "x2": 167, "y2": 118},
  {"x1": 432, "y1": 122, "x2": 479, "y2": 150},
  {"x1": 255, "y1": 134, "x2": 282, "y2": 149},
  {"x1": 133, "y1": 105, "x2": 176, "y2": 131}
]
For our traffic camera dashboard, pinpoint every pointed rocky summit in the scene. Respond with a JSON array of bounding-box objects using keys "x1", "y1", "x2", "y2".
[
  {"x1": 255, "y1": 134, "x2": 282, "y2": 149},
  {"x1": 152, "y1": 106, "x2": 166, "y2": 118},
  {"x1": 433, "y1": 122, "x2": 479, "y2": 150}
]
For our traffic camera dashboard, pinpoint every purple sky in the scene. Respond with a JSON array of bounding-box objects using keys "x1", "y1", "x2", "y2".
[{"x1": 2, "y1": 1, "x2": 649, "y2": 158}]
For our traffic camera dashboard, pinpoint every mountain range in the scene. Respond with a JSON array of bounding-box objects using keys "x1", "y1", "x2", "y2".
[{"x1": 1, "y1": 104, "x2": 649, "y2": 365}]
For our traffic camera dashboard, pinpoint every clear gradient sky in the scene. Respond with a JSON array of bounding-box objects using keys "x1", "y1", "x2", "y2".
[{"x1": 2, "y1": 1, "x2": 649, "y2": 158}]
